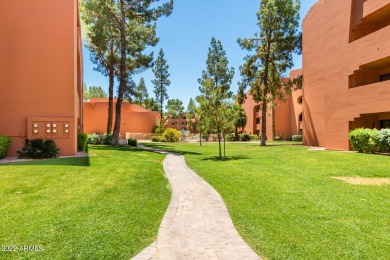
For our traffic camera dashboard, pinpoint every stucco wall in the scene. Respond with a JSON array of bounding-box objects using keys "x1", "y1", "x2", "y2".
[
  {"x1": 83, "y1": 99, "x2": 159, "y2": 137},
  {"x1": 0, "y1": 0, "x2": 83, "y2": 156},
  {"x1": 302, "y1": 0, "x2": 390, "y2": 150}
]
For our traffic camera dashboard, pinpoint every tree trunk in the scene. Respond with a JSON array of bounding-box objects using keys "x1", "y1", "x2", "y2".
[
  {"x1": 160, "y1": 92, "x2": 163, "y2": 127},
  {"x1": 272, "y1": 108, "x2": 276, "y2": 140},
  {"x1": 223, "y1": 133, "x2": 226, "y2": 158},
  {"x1": 106, "y1": 66, "x2": 114, "y2": 134},
  {"x1": 260, "y1": 101, "x2": 267, "y2": 146},
  {"x1": 260, "y1": 37, "x2": 271, "y2": 146},
  {"x1": 235, "y1": 124, "x2": 239, "y2": 141},
  {"x1": 112, "y1": 3, "x2": 126, "y2": 146},
  {"x1": 199, "y1": 130, "x2": 202, "y2": 146},
  {"x1": 218, "y1": 129, "x2": 222, "y2": 158}
]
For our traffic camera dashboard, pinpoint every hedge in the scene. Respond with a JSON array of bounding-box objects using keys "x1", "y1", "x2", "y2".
[{"x1": 0, "y1": 136, "x2": 12, "y2": 159}]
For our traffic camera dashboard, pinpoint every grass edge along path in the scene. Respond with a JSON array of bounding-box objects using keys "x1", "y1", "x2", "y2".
[
  {"x1": 0, "y1": 145, "x2": 171, "y2": 259},
  {"x1": 142, "y1": 142, "x2": 390, "y2": 259}
]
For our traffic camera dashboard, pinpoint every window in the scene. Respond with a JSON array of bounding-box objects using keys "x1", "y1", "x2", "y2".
[
  {"x1": 181, "y1": 122, "x2": 187, "y2": 126},
  {"x1": 256, "y1": 106, "x2": 260, "y2": 112},
  {"x1": 380, "y1": 120, "x2": 390, "y2": 129},
  {"x1": 380, "y1": 73, "x2": 390, "y2": 82},
  {"x1": 256, "y1": 118, "x2": 260, "y2": 124},
  {"x1": 297, "y1": 96, "x2": 302, "y2": 105},
  {"x1": 299, "y1": 113, "x2": 303, "y2": 122}
]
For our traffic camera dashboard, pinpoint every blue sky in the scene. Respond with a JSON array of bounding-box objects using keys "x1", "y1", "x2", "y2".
[{"x1": 83, "y1": 0, "x2": 318, "y2": 107}]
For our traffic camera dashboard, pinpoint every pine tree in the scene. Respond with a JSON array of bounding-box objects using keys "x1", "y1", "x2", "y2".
[
  {"x1": 152, "y1": 49, "x2": 170, "y2": 127},
  {"x1": 197, "y1": 37, "x2": 234, "y2": 158},
  {"x1": 186, "y1": 98, "x2": 196, "y2": 132},
  {"x1": 238, "y1": 0, "x2": 301, "y2": 146},
  {"x1": 134, "y1": 77, "x2": 149, "y2": 107},
  {"x1": 166, "y1": 99, "x2": 184, "y2": 126}
]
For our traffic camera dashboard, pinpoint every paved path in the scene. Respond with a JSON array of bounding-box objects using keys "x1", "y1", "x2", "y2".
[{"x1": 133, "y1": 145, "x2": 260, "y2": 260}]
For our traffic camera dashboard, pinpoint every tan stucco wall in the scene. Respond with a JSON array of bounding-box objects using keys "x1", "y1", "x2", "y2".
[
  {"x1": 83, "y1": 99, "x2": 160, "y2": 137},
  {"x1": 302, "y1": 0, "x2": 390, "y2": 150},
  {"x1": 0, "y1": 0, "x2": 83, "y2": 156}
]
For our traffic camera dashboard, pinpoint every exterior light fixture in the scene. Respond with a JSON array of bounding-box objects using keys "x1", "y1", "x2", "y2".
[
  {"x1": 53, "y1": 129, "x2": 57, "y2": 133},
  {"x1": 46, "y1": 124, "x2": 51, "y2": 128},
  {"x1": 33, "y1": 124, "x2": 38, "y2": 128},
  {"x1": 64, "y1": 124, "x2": 69, "y2": 128},
  {"x1": 34, "y1": 130, "x2": 38, "y2": 134},
  {"x1": 64, "y1": 129, "x2": 69, "y2": 133},
  {"x1": 53, "y1": 124, "x2": 57, "y2": 128},
  {"x1": 47, "y1": 129, "x2": 51, "y2": 133}
]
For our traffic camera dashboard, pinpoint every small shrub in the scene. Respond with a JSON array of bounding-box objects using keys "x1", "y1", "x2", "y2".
[
  {"x1": 155, "y1": 125, "x2": 165, "y2": 134},
  {"x1": 102, "y1": 133, "x2": 113, "y2": 145},
  {"x1": 88, "y1": 133, "x2": 104, "y2": 145},
  {"x1": 292, "y1": 135, "x2": 302, "y2": 142},
  {"x1": 274, "y1": 135, "x2": 282, "y2": 141},
  {"x1": 77, "y1": 133, "x2": 88, "y2": 152},
  {"x1": 286, "y1": 136, "x2": 293, "y2": 141},
  {"x1": 250, "y1": 134, "x2": 259, "y2": 141},
  {"x1": 348, "y1": 128, "x2": 378, "y2": 154},
  {"x1": 0, "y1": 136, "x2": 12, "y2": 159},
  {"x1": 239, "y1": 133, "x2": 251, "y2": 142},
  {"x1": 128, "y1": 138, "x2": 137, "y2": 147},
  {"x1": 225, "y1": 134, "x2": 236, "y2": 141},
  {"x1": 151, "y1": 136, "x2": 165, "y2": 142},
  {"x1": 163, "y1": 128, "x2": 181, "y2": 142},
  {"x1": 17, "y1": 139, "x2": 60, "y2": 159},
  {"x1": 376, "y1": 128, "x2": 390, "y2": 153}
]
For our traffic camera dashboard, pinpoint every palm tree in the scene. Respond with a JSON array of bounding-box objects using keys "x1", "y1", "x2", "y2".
[{"x1": 233, "y1": 104, "x2": 247, "y2": 141}]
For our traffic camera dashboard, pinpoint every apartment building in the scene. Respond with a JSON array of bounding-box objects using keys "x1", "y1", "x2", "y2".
[
  {"x1": 241, "y1": 70, "x2": 303, "y2": 140},
  {"x1": 302, "y1": 0, "x2": 390, "y2": 149},
  {"x1": 0, "y1": 0, "x2": 83, "y2": 156}
]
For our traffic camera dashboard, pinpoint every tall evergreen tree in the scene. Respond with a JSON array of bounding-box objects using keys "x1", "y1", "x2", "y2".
[
  {"x1": 186, "y1": 98, "x2": 196, "y2": 132},
  {"x1": 197, "y1": 37, "x2": 234, "y2": 158},
  {"x1": 238, "y1": 0, "x2": 301, "y2": 146},
  {"x1": 82, "y1": 0, "x2": 173, "y2": 145},
  {"x1": 152, "y1": 49, "x2": 170, "y2": 126},
  {"x1": 134, "y1": 77, "x2": 149, "y2": 107},
  {"x1": 84, "y1": 86, "x2": 108, "y2": 101},
  {"x1": 166, "y1": 99, "x2": 184, "y2": 127}
]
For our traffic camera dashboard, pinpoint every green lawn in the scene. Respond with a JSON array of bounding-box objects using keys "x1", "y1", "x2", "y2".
[
  {"x1": 143, "y1": 142, "x2": 390, "y2": 259},
  {"x1": 0, "y1": 145, "x2": 170, "y2": 259}
]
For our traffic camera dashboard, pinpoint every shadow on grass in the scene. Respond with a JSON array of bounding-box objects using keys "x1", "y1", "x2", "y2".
[
  {"x1": 0, "y1": 156, "x2": 90, "y2": 167},
  {"x1": 139, "y1": 143, "x2": 202, "y2": 156},
  {"x1": 202, "y1": 155, "x2": 250, "y2": 161}
]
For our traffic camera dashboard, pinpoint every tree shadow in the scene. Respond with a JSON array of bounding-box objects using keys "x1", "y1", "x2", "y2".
[
  {"x1": 139, "y1": 143, "x2": 202, "y2": 156},
  {"x1": 201, "y1": 155, "x2": 250, "y2": 161},
  {"x1": 0, "y1": 156, "x2": 90, "y2": 167}
]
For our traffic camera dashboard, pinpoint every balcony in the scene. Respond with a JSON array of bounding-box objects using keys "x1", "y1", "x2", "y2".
[
  {"x1": 349, "y1": 56, "x2": 390, "y2": 88},
  {"x1": 350, "y1": 0, "x2": 390, "y2": 42}
]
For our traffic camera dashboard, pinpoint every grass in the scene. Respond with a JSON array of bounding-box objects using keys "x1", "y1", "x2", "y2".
[
  {"x1": 142, "y1": 142, "x2": 390, "y2": 259},
  {"x1": 0, "y1": 145, "x2": 170, "y2": 259}
]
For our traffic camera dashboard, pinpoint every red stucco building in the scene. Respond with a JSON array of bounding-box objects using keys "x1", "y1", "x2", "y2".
[
  {"x1": 302, "y1": 0, "x2": 390, "y2": 150},
  {"x1": 0, "y1": 0, "x2": 83, "y2": 156}
]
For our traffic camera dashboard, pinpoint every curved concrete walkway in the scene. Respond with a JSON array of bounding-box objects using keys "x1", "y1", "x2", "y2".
[{"x1": 133, "y1": 145, "x2": 260, "y2": 260}]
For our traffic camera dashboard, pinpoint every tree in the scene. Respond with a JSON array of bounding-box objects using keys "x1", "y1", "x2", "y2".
[
  {"x1": 232, "y1": 104, "x2": 247, "y2": 141},
  {"x1": 81, "y1": 1, "x2": 119, "y2": 134},
  {"x1": 186, "y1": 98, "x2": 196, "y2": 132},
  {"x1": 134, "y1": 77, "x2": 149, "y2": 107},
  {"x1": 166, "y1": 99, "x2": 184, "y2": 126},
  {"x1": 153, "y1": 49, "x2": 170, "y2": 127},
  {"x1": 123, "y1": 77, "x2": 137, "y2": 103},
  {"x1": 82, "y1": 0, "x2": 173, "y2": 145},
  {"x1": 197, "y1": 37, "x2": 234, "y2": 158},
  {"x1": 238, "y1": 0, "x2": 301, "y2": 146},
  {"x1": 84, "y1": 86, "x2": 108, "y2": 101},
  {"x1": 144, "y1": 97, "x2": 159, "y2": 111}
]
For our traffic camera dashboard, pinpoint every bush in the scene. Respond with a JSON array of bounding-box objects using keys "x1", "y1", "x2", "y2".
[
  {"x1": 348, "y1": 128, "x2": 378, "y2": 154},
  {"x1": 155, "y1": 125, "x2": 165, "y2": 134},
  {"x1": 292, "y1": 135, "x2": 302, "y2": 142},
  {"x1": 376, "y1": 128, "x2": 390, "y2": 153},
  {"x1": 88, "y1": 133, "x2": 104, "y2": 145},
  {"x1": 17, "y1": 139, "x2": 60, "y2": 159},
  {"x1": 239, "y1": 133, "x2": 251, "y2": 142},
  {"x1": 102, "y1": 133, "x2": 113, "y2": 145},
  {"x1": 151, "y1": 136, "x2": 165, "y2": 142},
  {"x1": 128, "y1": 138, "x2": 137, "y2": 147},
  {"x1": 250, "y1": 135, "x2": 259, "y2": 141},
  {"x1": 274, "y1": 135, "x2": 282, "y2": 141},
  {"x1": 77, "y1": 133, "x2": 88, "y2": 152},
  {"x1": 163, "y1": 128, "x2": 181, "y2": 142},
  {"x1": 0, "y1": 136, "x2": 12, "y2": 159},
  {"x1": 225, "y1": 134, "x2": 236, "y2": 142}
]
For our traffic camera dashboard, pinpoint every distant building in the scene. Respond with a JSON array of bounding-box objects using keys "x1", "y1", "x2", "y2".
[
  {"x1": 302, "y1": 0, "x2": 390, "y2": 150},
  {"x1": 166, "y1": 114, "x2": 196, "y2": 133},
  {"x1": 0, "y1": 0, "x2": 83, "y2": 156},
  {"x1": 83, "y1": 99, "x2": 160, "y2": 137},
  {"x1": 241, "y1": 70, "x2": 303, "y2": 140}
]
